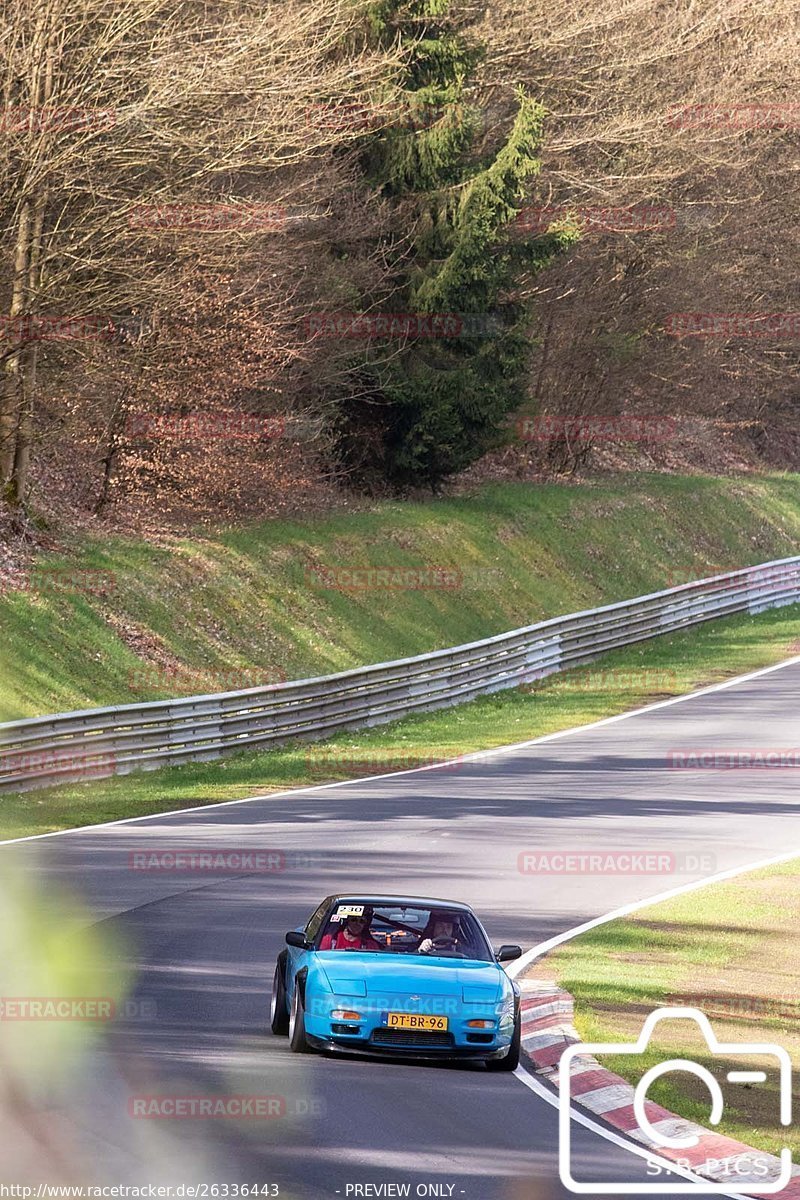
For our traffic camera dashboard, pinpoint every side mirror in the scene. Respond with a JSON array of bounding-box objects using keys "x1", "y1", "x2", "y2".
[
  {"x1": 496, "y1": 944, "x2": 522, "y2": 963},
  {"x1": 286, "y1": 930, "x2": 311, "y2": 949}
]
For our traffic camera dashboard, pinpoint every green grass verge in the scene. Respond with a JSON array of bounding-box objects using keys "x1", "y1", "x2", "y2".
[
  {"x1": 3, "y1": 600, "x2": 798, "y2": 841},
  {"x1": 2, "y1": 472, "x2": 800, "y2": 722},
  {"x1": 526, "y1": 858, "x2": 800, "y2": 1158}
]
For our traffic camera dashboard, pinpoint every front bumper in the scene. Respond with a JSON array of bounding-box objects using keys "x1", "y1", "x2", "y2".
[
  {"x1": 304, "y1": 1006, "x2": 513, "y2": 1060},
  {"x1": 306, "y1": 1031, "x2": 513, "y2": 1062}
]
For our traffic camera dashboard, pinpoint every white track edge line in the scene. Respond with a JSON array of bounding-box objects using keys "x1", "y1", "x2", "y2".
[{"x1": 3, "y1": 651, "x2": 800, "y2": 848}]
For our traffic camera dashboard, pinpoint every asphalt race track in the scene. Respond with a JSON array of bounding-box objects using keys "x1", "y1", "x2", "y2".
[{"x1": 2, "y1": 657, "x2": 799, "y2": 1199}]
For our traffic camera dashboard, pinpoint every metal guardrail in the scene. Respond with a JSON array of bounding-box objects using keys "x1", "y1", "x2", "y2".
[{"x1": 2, "y1": 557, "x2": 799, "y2": 793}]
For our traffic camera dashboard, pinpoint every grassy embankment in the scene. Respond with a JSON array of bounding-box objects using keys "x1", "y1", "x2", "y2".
[{"x1": 1, "y1": 473, "x2": 799, "y2": 839}]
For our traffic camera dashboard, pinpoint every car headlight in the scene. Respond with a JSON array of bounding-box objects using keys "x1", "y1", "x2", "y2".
[{"x1": 498, "y1": 992, "x2": 515, "y2": 1024}]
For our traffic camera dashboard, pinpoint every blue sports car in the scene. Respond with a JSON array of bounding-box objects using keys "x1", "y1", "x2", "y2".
[{"x1": 270, "y1": 894, "x2": 522, "y2": 1069}]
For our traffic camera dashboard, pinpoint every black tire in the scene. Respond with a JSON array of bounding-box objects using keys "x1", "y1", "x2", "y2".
[
  {"x1": 289, "y1": 983, "x2": 311, "y2": 1053},
  {"x1": 270, "y1": 959, "x2": 289, "y2": 1035},
  {"x1": 486, "y1": 1013, "x2": 521, "y2": 1072}
]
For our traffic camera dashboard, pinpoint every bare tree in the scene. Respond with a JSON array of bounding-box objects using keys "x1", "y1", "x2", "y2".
[
  {"x1": 476, "y1": 0, "x2": 800, "y2": 472},
  {"x1": 0, "y1": 0, "x2": 399, "y2": 510}
]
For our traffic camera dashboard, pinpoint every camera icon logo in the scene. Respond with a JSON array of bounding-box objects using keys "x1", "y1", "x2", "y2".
[{"x1": 558, "y1": 1006, "x2": 792, "y2": 1194}]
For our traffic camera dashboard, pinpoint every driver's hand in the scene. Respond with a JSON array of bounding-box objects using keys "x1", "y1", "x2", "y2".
[{"x1": 418, "y1": 938, "x2": 434, "y2": 953}]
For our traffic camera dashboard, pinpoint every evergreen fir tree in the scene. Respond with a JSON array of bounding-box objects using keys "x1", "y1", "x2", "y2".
[{"x1": 339, "y1": 0, "x2": 578, "y2": 489}]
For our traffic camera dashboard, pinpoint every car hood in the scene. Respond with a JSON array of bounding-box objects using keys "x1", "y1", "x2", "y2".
[{"x1": 316, "y1": 951, "x2": 503, "y2": 998}]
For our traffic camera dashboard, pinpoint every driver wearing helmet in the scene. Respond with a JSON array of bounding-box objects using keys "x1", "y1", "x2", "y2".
[
  {"x1": 320, "y1": 906, "x2": 381, "y2": 951},
  {"x1": 418, "y1": 910, "x2": 461, "y2": 955}
]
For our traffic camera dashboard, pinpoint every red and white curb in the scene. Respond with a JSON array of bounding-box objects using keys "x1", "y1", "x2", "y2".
[{"x1": 519, "y1": 979, "x2": 799, "y2": 1197}]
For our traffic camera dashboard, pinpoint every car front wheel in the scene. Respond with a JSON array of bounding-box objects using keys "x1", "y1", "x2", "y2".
[
  {"x1": 486, "y1": 1013, "x2": 521, "y2": 1072},
  {"x1": 289, "y1": 985, "x2": 311, "y2": 1053}
]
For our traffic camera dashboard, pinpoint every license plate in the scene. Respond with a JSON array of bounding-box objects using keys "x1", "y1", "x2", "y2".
[{"x1": 387, "y1": 1012, "x2": 448, "y2": 1031}]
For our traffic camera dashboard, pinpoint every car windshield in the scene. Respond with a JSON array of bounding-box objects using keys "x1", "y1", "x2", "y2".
[{"x1": 317, "y1": 902, "x2": 494, "y2": 961}]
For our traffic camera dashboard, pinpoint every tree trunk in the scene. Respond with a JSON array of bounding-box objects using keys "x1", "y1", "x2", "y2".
[
  {"x1": 9, "y1": 195, "x2": 46, "y2": 507},
  {"x1": 6, "y1": 11, "x2": 53, "y2": 505},
  {"x1": 9, "y1": 347, "x2": 37, "y2": 507},
  {"x1": 94, "y1": 387, "x2": 131, "y2": 516},
  {"x1": 0, "y1": 200, "x2": 32, "y2": 489}
]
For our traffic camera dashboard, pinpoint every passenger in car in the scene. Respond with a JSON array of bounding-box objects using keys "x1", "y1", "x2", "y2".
[{"x1": 320, "y1": 908, "x2": 382, "y2": 951}]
